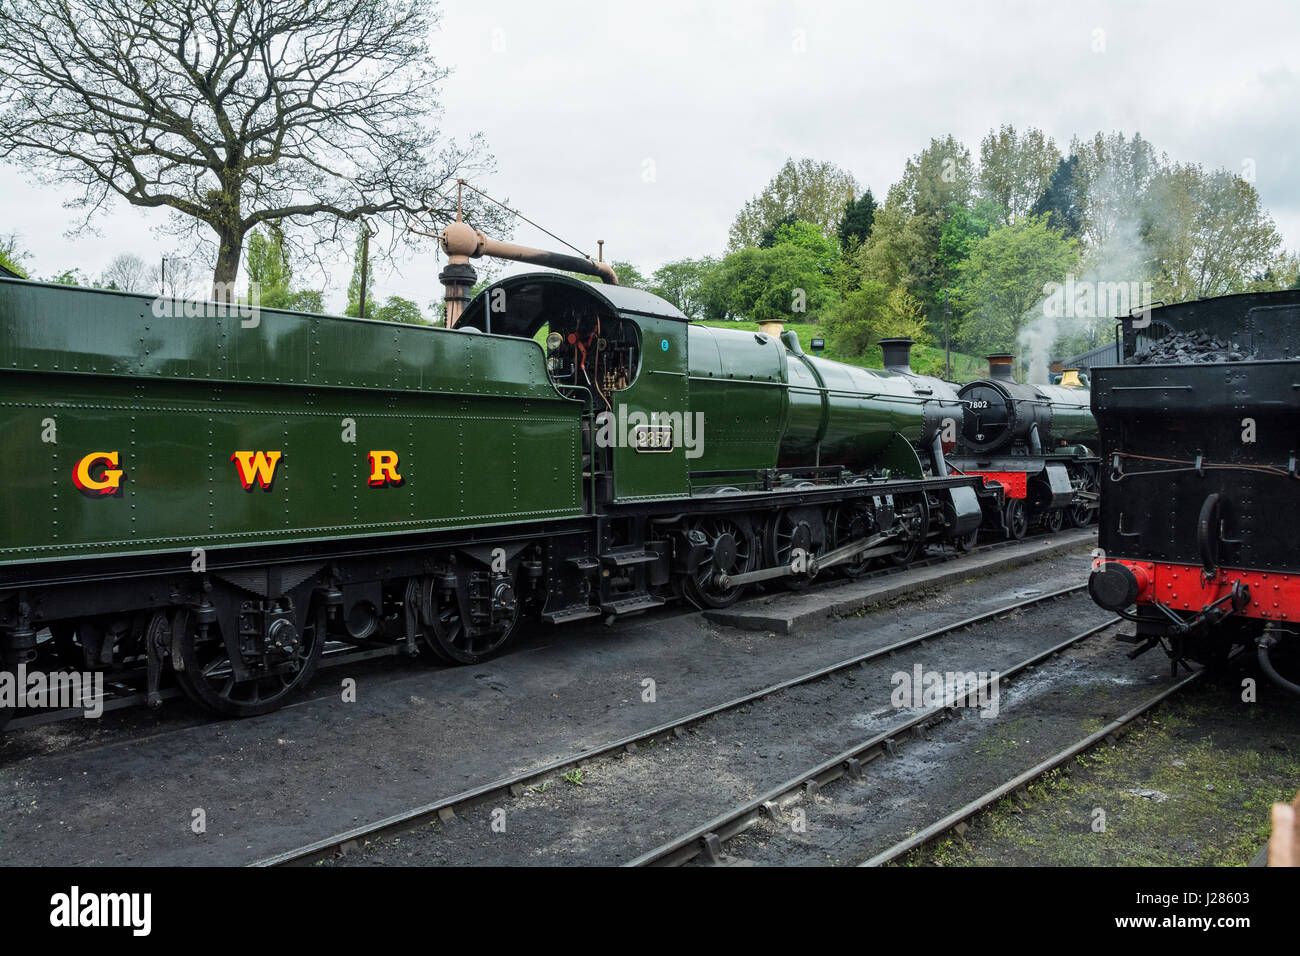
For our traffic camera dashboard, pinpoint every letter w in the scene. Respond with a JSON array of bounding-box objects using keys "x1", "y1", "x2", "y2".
[{"x1": 231, "y1": 451, "x2": 282, "y2": 490}]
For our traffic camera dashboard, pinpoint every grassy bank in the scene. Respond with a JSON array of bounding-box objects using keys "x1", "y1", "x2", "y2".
[{"x1": 907, "y1": 680, "x2": 1300, "y2": 867}]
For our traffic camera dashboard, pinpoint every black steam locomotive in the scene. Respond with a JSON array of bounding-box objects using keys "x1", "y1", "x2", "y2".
[
  {"x1": 1087, "y1": 290, "x2": 1300, "y2": 694},
  {"x1": 880, "y1": 342, "x2": 1099, "y2": 543}
]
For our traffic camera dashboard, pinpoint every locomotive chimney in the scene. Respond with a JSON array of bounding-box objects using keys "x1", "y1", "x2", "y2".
[
  {"x1": 987, "y1": 353, "x2": 1015, "y2": 381},
  {"x1": 879, "y1": 338, "x2": 915, "y2": 372}
]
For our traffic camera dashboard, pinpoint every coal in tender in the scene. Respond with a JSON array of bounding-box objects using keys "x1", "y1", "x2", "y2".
[{"x1": 1132, "y1": 330, "x2": 1252, "y2": 364}]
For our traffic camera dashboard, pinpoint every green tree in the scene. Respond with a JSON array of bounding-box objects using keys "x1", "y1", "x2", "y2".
[
  {"x1": 287, "y1": 289, "x2": 325, "y2": 313},
  {"x1": 937, "y1": 199, "x2": 1000, "y2": 289},
  {"x1": 0, "y1": 234, "x2": 30, "y2": 278},
  {"x1": 837, "y1": 189, "x2": 877, "y2": 249},
  {"x1": 712, "y1": 243, "x2": 836, "y2": 323},
  {"x1": 768, "y1": 220, "x2": 838, "y2": 275},
  {"x1": 1141, "y1": 164, "x2": 1281, "y2": 302},
  {"x1": 609, "y1": 260, "x2": 645, "y2": 289},
  {"x1": 1030, "y1": 156, "x2": 1085, "y2": 238},
  {"x1": 345, "y1": 226, "x2": 375, "y2": 318},
  {"x1": 825, "y1": 281, "x2": 930, "y2": 356},
  {"x1": 953, "y1": 216, "x2": 1080, "y2": 354},
  {"x1": 573, "y1": 259, "x2": 644, "y2": 289},
  {"x1": 246, "y1": 224, "x2": 294, "y2": 309},
  {"x1": 1071, "y1": 131, "x2": 1164, "y2": 250},
  {"x1": 647, "y1": 257, "x2": 717, "y2": 317},
  {"x1": 857, "y1": 135, "x2": 976, "y2": 334},
  {"x1": 1246, "y1": 251, "x2": 1300, "y2": 293},
  {"x1": 373, "y1": 295, "x2": 426, "y2": 325},
  {"x1": 852, "y1": 202, "x2": 926, "y2": 293},
  {"x1": 45, "y1": 268, "x2": 88, "y2": 286},
  {"x1": 757, "y1": 214, "x2": 799, "y2": 248},
  {"x1": 696, "y1": 260, "x2": 736, "y2": 321},
  {"x1": 976, "y1": 125, "x2": 1061, "y2": 225},
  {"x1": 892, "y1": 135, "x2": 975, "y2": 219},
  {"x1": 728, "y1": 158, "x2": 859, "y2": 250}
]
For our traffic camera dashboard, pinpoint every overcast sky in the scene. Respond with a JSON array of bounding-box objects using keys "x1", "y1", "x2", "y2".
[{"x1": 5, "y1": 0, "x2": 1299, "y2": 311}]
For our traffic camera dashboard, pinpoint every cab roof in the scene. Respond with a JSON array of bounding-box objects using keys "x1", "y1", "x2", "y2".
[{"x1": 458, "y1": 271, "x2": 687, "y2": 337}]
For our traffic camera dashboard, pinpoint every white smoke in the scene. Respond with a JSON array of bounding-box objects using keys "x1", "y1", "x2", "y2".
[
  {"x1": 1018, "y1": 215, "x2": 1151, "y2": 383},
  {"x1": 1016, "y1": 143, "x2": 1169, "y2": 383}
]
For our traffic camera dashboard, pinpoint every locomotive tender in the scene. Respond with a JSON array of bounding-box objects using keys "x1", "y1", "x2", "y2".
[
  {"x1": 0, "y1": 261, "x2": 982, "y2": 722},
  {"x1": 1087, "y1": 290, "x2": 1300, "y2": 693}
]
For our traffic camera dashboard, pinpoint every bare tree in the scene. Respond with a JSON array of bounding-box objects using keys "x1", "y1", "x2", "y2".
[
  {"x1": 100, "y1": 253, "x2": 150, "y2": 292},
  {"x1": 148, "y1": 254, "x2": 205, "y2": 299},
  {"x1": 0, "y1": 0, "x2": 500, "y2": 299}
]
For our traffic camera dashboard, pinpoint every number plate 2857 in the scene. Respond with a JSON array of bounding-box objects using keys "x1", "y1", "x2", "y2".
[{"x1": 633, "y1": 425, "x2": 674, "y2": 453}]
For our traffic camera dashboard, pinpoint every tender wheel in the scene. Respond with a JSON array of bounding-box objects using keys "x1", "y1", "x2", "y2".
[
  {"x1": 686, "y1": 516, "x2": 758, "y2": 609},
  {"x1": 1043, "y1": 508, "x2": 1064, "y2": 533},
  {"x1": 955, "y1": 526, "x2": 980, "y2": 552},
  {"x1": 1003, "y1": 499, "x2": 1028, "y2": 540},
  {"x1": 767, "y1": 509, "x2": 823, "y2": 591},
  {"x1": 828, "y1": 501, "x2": 877, "y2": 579},
  {"x1": 172, "y1": 605, "x2": 324, "y2": 718},
  {"x1": 418, "y1": 572, "x2": 519, "y2": 664}
]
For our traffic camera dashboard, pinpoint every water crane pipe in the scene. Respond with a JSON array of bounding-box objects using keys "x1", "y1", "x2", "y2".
[{"x1": 434, "y1": 220, "x2": 618, "y2": 326}]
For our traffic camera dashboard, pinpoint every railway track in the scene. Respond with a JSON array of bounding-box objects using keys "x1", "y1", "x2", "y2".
[
  {"x1": 256, "y1": 582, "x2": 1095, "y2": 866},
  {"x1": 3, "y1": 528, "x2": 1091, "y2": 736},
  {"x1": 625, "y1": 610, "x2": 1123, "y2": 867},
  {"x1": 860, "y1": 663, "x2": 1210, "y2": 867}
]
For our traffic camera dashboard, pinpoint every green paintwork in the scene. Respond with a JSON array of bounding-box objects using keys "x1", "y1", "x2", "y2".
[
  {"x1": 0, "y1": 271, "x2": 944, "y2": 568},
  {"x1": 610, "y1": 314, "x2": 691, "y2": 501},
  {"x1": 686, "y1": 324, "x2": 928, "y2": 487},
  {"x1": 1036, "y1": 383, "x2": 1098, "y2": 446},
  {"x1": 791, "y1": 354, "x2": 927, "y2": 475},
  {"x1": 0, "y1": 278, "x2": 583, "y2": 566},
  {"x1": 686, "y1": 324, "x2": 788, "y2": 482}
]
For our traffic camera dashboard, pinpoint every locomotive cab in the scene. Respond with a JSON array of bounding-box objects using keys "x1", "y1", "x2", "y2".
[
  {"x1": 456, "y1": 274, "x2": 646, "y2": 410},
  {"x1": 538, "y1": 312, "x2": 641, "y2": 411},
  {"x1": 459, "y1": 273, "x2": 693, "y2": 503}
]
